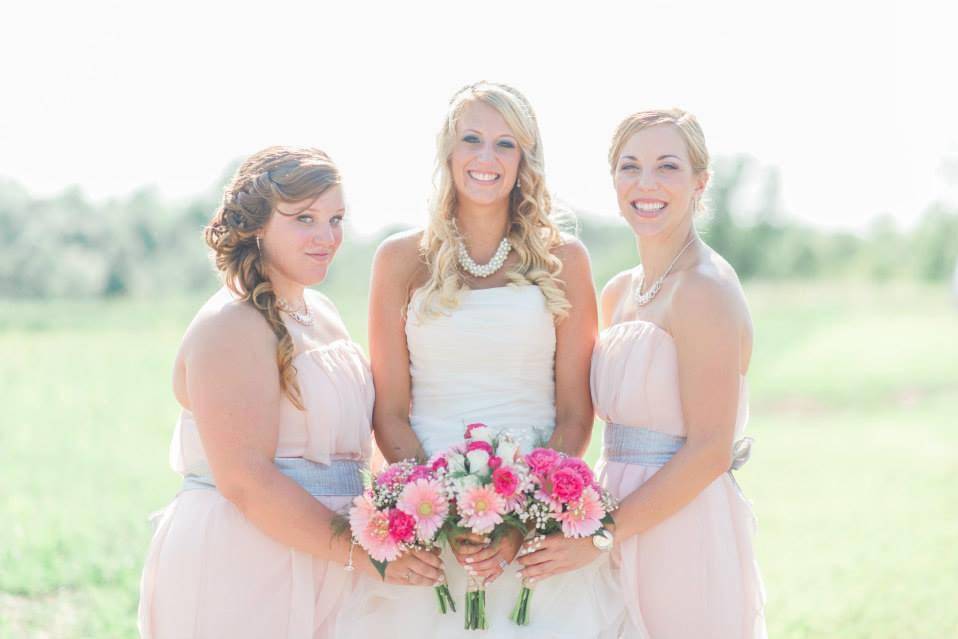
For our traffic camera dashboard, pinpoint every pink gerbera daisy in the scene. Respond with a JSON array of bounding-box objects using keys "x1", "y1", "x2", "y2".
[
  {"x1": 397, "y1": 478, "x2": 449, "y2": 539},
  {"x1": 349, "y1": 494, "x2": 403, "y2": 562},
  {"x1": 555, "y1": 486, "x2": 605, "y2": 538},
  {"x1": 458, "y1": 485, "x2": 506, "y2": 534}
]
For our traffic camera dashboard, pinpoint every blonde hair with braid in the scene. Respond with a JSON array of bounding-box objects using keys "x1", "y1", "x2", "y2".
[
  {"x1": 417, "y1": 81, "x2": 570, "y2": 320},
  {"x1": 204, "y1": 146, "x2": 341, "y2": 410}
]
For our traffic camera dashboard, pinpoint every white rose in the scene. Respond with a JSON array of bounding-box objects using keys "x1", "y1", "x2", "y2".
[
  {"x1": 469, "y1": 426, "x2": 494, "y2": 444},
  {"x1": 466, "y1": 449, "x2": 491, "y2": 476},
  {"x1": 497, "y1": 440, "x2": 520, "y2": 465}
]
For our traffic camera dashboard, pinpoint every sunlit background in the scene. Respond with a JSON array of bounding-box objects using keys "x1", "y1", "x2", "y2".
[{"x1": 2, "y1": 1, "x2": 957, "y2": 637}]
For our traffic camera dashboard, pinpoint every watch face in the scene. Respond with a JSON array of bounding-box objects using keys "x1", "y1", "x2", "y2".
[{"x1": 593, "y1": 530, "x2": 612, "y2": 551}]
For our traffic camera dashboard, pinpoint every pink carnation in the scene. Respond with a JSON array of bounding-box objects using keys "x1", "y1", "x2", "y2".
[
  {"x1": 388, "y1": 508, "x2": 416, "y2": 543},
  {"x1": 406, "y1": 464, "x2": 433, "y2": 483},
  {"x1": 526, "y1": 448, "x2": 561, "y2": 477},
  {"x1": 550, "y1": 467, "x2": 585, "y2": 503},
  {"x1": 458, "y1": 485, "x2": 506, "y2": 534},
  {"x1": 487, "y1": 455, "x2": 502, "y2": 471},
  {"x1": 556, "y1": 487, "x2": 605, "y2": 538},
  {"x1": 464, "y1": 423, "x2": 488, "y2": 439},
  {"x1": 492, "y1": 466, "x2": 519, "y2": 498},
  {"x1": 430, "y1": 456, "x2": 448, "y2": 473},
  {"x1": 375, "y1": 464, "x2": 405, "y2": 488},
  {"x1": 466, "y1": 440, "x2": 493, "y2": 455},
  {"x1": 558, "y1": 457, "x2": 594, "y2": 487},
  {"x1": 349, "y1": 494, "x2": 403, "y2": 562}
]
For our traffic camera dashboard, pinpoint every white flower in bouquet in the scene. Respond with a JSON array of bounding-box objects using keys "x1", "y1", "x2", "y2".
[
  {"x1": 465, "y1": 449, "x2": 491, "y2": 476},
  {"x1": 468, "y1": 425, "x2": 495, "y2": 444}
]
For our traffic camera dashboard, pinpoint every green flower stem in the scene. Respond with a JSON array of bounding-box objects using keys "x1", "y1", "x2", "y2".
[
  {"x1": 435, "y1": 583, "x2": 456, "y2": 614},
  {"x1": 510, "y1": 585, "x2": 534, "y2": 626}
]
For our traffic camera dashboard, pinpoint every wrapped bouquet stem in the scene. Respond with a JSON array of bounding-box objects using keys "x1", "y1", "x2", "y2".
[{"x1": 464, "y1": 573, "x2": 487, "y2": 630}]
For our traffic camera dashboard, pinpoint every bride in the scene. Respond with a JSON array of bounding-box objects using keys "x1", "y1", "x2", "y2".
[{"x1": 339, "y1": 82, "x2": 621, "y2": 637}]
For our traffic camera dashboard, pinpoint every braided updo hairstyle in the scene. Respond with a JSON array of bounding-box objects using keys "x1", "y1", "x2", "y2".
[{"x1": 204, "y1": 146, "x2": 341, "y2": 410}]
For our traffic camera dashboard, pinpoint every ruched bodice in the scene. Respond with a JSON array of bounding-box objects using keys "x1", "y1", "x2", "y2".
[
  {"x1": 405, "y1": 285, "x2": 556, "y2": 456},
  {"x1": 591, "y1": 320, "x2": 748, "y2": 439},
  {"x1": 171, "y1": 334, "x2": 374, "y2": 477}
]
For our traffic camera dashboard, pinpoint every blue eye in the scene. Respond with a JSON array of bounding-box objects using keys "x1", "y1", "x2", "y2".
[
  {"x1": 497, "y1": 139, "x2": 516, "y2": 149},
  {"x1": 620, "y1": 164, "x2": 639, "y2": 172},
  {"x1": 463, "y1": 134, "x2": 480, "y2": 143},
  {"x1": 297, "y1": 215, "x2": 314, "y2": 223},
  {"x1": 661, "y1": 164, "x2": 679, "y2": 171},
  {"x1": 330, "y1": 216, "x2": 344, "y2": 227}
]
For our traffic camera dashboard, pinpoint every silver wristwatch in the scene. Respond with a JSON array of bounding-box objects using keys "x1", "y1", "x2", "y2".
[{"x1": 592, "y1": 527, "x2": 614, "y2": 552}]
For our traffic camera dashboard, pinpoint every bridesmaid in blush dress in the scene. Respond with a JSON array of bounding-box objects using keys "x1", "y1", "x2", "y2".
[
  {"x1": 518, "y1": 110, "x2": 766, "y2": 638},
  {"x1": 137, "y1": 147, "x2": 442, "y2": 639}
]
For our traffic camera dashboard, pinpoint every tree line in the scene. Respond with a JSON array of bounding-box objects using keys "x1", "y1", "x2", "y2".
[{"x1": 1, "y1": 156, "x2": 955, "y2": 299}]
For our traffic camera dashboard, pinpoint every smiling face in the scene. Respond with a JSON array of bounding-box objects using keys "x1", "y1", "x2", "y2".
[
  {"x1": 613, "y1": 124, "x2": 708, "y2": 238},
  {"x1": 260, "y1": 185, "x2": 345, "y2": 289},
  {"x1": 449, "y1": 100, "x2": 522, "y2": 210}
]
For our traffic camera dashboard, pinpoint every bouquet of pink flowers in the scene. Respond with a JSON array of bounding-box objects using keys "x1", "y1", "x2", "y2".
[
  {"x1": 438, "y1": 423, "x2": 531, "y2": 630},
  {"x1": 509, "y1": 447, "x2": 616, "y2": 626},
  {"x1": 349, "y1": 458, "x2": 457, "y2": 613}
]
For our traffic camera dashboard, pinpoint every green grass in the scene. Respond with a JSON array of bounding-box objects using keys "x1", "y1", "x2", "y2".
[{"x1": 2, "y1": 281, "x2": 957, "y2": 638}]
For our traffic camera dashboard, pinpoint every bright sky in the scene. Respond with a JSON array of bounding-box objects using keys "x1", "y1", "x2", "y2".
[{"x1": 2, "y1": 0, "x2": 955, "y2": 235}]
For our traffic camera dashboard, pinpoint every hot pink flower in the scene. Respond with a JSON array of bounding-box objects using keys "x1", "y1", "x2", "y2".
[
  {"x1": 526, "y1": 448, "x2": 561, "y2": 477},
  {"x1": 558, "y1": 457, "x2": 594, "y2": 487},
  {"x1": 487, "y1": 455, "x2": 503, "y2": 471},
  {"x1": 397, "y1": 479, "x2": 449, "y2": 539},
  {"x1": 349, "y1": 494, "x2": 403, "y2": 562},
  {"x1": 375, "y1": 464, "x2": 405, "y2": 488},
  {"x1": 388, "y1": 508, "x2": 416, "y2": 543},
  {"x1": 430, "y1": 456, "x2": 448, "y2": 473},
  {"x1": 556, "y1": 487, "x2": 605, "y2": 538},
  {"x1": 550, "y1": 467, "x2": 585, "y2": 503},
  {"x1": 466, "y1": 440, "x2": 493, "y2": 455},
  {"x1": 464, "y1": 423, "x2": 488, "y2": 439},
  {"x1": 492, "y1": 466, "x2": 519, "y2": 498},
  {"x1": 458, "y1": 485, "x2": 506, "y2": 534},
  {"x1": 406, "y1": 465, "x2": 433, "y2": 483}
]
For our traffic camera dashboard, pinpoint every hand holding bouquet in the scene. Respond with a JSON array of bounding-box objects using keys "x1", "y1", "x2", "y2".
[
  {"x1": 440, "y1": 423, "x2": 531, "y2": 630},
  {"x1": 510, "y1": 448, "x2": 616, "y2": 626},
  {"x1": 348, "y1": 458, "x2": 457, "y2": 613}
]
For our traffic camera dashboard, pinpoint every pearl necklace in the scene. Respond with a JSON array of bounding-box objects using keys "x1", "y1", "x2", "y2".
[
  {"x1": 634, "y1": 237, "x2": 697, "y2": 307},
  {"x1": 457, "y1": 237, "x2": 513, "y2": 278},
  {"x1": 276, "y1": 296, "x2": 314, "y2": 326}
]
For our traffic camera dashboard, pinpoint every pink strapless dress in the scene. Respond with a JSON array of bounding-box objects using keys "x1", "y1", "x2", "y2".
[
  {"x1": 592, "y1": 320, "x2": 767, "y2": 639},
  {"x1": 137, "y1": 315, "x2": 374, "y2": 639}
]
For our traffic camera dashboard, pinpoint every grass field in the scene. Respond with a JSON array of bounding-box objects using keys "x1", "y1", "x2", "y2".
[{"x1": 2, "y1": 281, "x2": 957, "y2": 638}]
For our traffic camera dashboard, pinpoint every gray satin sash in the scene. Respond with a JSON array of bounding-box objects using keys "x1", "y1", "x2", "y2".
[
  {"x1": 181, "y1": 457, "x2": 365, "y2": 497},
  {"x1": 604, "y1": 423, "x2": 753, "y2": 475}
]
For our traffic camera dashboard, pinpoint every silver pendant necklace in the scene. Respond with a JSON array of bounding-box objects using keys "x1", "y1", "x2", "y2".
[
  {"x1": 457, "y1": 236, "x2": 513, "y2": 278},
  {"x1": 276, "y1": 296, "x2": 314, "y2": 326},
  {"x1": 634, "y1": 237, "x2": 697, "y2": 307}
]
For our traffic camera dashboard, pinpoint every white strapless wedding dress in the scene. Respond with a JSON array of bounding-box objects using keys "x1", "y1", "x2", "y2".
[{"x1": 338, "y1": 285, "x2": 623, "y2": 638}]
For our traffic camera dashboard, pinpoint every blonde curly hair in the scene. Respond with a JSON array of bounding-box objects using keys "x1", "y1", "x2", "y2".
[
  {"x1": 204, "y1": 146, "x2": 341, "y2": 409},
  {"x1": 416, "y1": 81, "x2": 570, "y2": 320}
]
